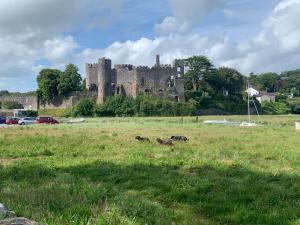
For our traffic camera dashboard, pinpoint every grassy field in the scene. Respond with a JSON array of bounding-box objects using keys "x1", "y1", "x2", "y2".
[{"x1": 1, "y1": 115, "x2": 300, "y2": 225}]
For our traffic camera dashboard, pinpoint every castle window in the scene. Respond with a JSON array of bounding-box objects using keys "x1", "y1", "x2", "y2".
[
  {"x1": 175, "y1": 96, "x2": 179, "y2": 102},
  {"x1": 116, "y1": 87, "x2": 120, "y2": 95},
  {"x1": 177, "y1": 67, "x2": 181, "y2": 72}
]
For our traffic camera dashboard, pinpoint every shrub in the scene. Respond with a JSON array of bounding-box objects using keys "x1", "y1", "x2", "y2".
[
  {"x1": 1, "y1": 101, "x2": 23, "y2": 109},
  {"x1": 95, "y1": 95, "x2": 135, "y2": 117},
  {"x1": 261, "y1": 102, "x2": 291, "y2": 115},
  {"x1": 38, "y1": 109, "x2": 69, "y2": 117},
  {"x1": 287, "y1": 98, "x2": 300, "y2": 114},
  {"x1": 71, "y1": 98, "x2": 96, "y2": 117}
]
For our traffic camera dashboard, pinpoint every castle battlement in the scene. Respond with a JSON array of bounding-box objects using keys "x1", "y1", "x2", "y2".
[
  {"x1": 114, "y1": 64, "x2": 134, "y2": 70},
  {"x1": 85, "y1": 55, "x2": 185, "y2": 103},
  {"x1": 86, "y1": 63, "x2": 99, "y2": 68}
]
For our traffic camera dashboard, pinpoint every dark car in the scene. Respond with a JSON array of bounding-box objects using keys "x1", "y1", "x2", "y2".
[
  {"x1": 36, "y1": 116, "x2": 59, "y2": 124},
  {"x1": 0, "y1": 116, "x2": 6, "y2": 124},
  {"x1": 5, "y1": 117, "x2": 20, "y2": 125}
]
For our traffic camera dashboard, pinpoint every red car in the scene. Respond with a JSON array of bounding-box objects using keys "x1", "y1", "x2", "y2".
[
  {"x1": 6, "y1": 117, "x2": 20, "y2": 125},
  {"x1": 36, "y1": 116, "x2": 59, "y2": 124}
]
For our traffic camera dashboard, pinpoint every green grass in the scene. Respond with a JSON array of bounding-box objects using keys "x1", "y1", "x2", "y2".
[{"x1": 0, "y1": 115, "x2": 300, "y2": 225}]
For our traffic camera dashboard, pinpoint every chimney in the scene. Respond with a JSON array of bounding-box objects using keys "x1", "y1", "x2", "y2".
[{"x1": 156, "y1": 55, "x2": 160, "y2": 67}]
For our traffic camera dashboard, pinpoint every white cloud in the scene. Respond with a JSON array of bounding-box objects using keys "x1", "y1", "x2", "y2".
[
  {"x1": 43, "y1": 36, "x2": 79, "y2": 65},
  {"x1": 2, "y1": 0, "x2": 300, "y2": 92},
  {"x1": 82, "y1": 0, "x2": 300, "y2": 76},
  {"x1": 223, "y1": 0, "x2": 300, "y2": 73},
  {"x1": 0, "y1": 0, "x2": 121, "y2": 91},
  {"x1": 155, "y1": 0, "x2": 225, "y2": 34},
  {"x1": 154, "y1": 17, "x2": 191, "y2": 35},
  {"x1": 80, "y1": 34, "x2": 210, "y2": 67}
]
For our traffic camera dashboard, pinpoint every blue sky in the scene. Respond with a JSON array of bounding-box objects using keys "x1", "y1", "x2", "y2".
[{"x1": 0, "y1": 0, "x2": 299, "y2": 92}]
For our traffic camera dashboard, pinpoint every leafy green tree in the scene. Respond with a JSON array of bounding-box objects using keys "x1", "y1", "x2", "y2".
[
  {"x1": 37, "y1": 69, "x2": 61, "y2": 103},
  {"x1": 81, "y1": 78, "x2": 87, "y2": 91},
  {"x1": 287, "y1": 98, "x2": 300, "y2": 114},
  {"x1": 280, "y1": 69, "x2": 300, "y2": 96},
  {"x1": 257, "y1": 73, "x2": 279, "y2": 92},
  {"x1": 0, "y1": 90, "x2": 9, "y2": 97},
  {"x1": 184, "y1": 56, "x2": 215, "y2": 91},
  {"x1": 58, "y1": 64, "x2": 82, "y2": 96},
  {"x1": 218, "y1": 67, "x2": 245, "y2": 93}
]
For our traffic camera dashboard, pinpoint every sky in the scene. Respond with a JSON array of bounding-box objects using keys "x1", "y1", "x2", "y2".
[{"x1": 1, "y1": 0, "x2": 300, "y2": 92}]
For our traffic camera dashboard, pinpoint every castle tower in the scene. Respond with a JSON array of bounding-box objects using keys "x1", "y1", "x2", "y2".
[
  {"x1": 156, "y1": 55, "x2": 160, "y2": 67},
  {"x1": 173, "y1": 59, "x2": 185, "y2": 78},
  {"x1": 97, "y1": 58, "x2": 113, "y2": 104},
  {"x1": 85, "y1": 63, "x2": 99, "y2": 90}
]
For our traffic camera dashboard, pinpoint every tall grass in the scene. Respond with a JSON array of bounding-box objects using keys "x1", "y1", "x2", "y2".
[{"x1": 0, "y1": 115, "x2": 300, "y2": 224}]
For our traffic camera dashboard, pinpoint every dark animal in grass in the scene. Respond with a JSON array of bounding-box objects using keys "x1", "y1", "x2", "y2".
[
  {"x1": 135, "y1": 136, "x2": 150, "y2": 142},
  {"x1": 170, "y1": 136, "x2": 189, "y2": 142},
  {"x1": 156, "y1": 138, "x2": 174, "y2": 146}
]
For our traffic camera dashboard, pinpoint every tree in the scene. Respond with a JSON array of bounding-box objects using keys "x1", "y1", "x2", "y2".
[
  {"x1": 37, "y1": 69, "x2": 61, "y2": 103},
  {"x1": 0, "y1": 90, "x2": 9, "y2": 97},
  {"x1": 218, "y1": 67, "x2": 245, "y2": 93},
  {"x1": 280, "y1": 69, "x2": 300, "y2": 96},
  {"x1": 257, "y1": 73, "x2": 279, "y2": 92},
  {"x1": 81, "y1": 78, "x2": 87, "y2": 91},
  {"x1": 58, "y1": 64, "x2": 82, "y2": 96},
  {"x1": 184, "y1": 56, "x2": 215, "y2": 91}
]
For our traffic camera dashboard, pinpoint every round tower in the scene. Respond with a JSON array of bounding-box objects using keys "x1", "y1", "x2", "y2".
[{"x1": 97, "y1": 58, "x2": 112, "y2": 104}]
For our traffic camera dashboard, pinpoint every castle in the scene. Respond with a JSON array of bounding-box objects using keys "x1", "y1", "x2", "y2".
[{"x1": 85, "y1": 55, "x2": 185, "y2": 103}]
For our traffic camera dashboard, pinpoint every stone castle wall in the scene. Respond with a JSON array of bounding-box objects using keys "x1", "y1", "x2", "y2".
[
  {"x1": 86, "y1": 55, "x2": 186, "y2": 103},
  {"x1": 0, "y1": 95, "x2": 38, "y2": 110},
  {"x1": 0, "y1": 91, "x2": 97, "y2": 111}
]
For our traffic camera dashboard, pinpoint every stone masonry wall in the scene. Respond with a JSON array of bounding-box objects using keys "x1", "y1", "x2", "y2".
[{"x1": 0, "y1": 95, "x2": 38, "y2": 110}]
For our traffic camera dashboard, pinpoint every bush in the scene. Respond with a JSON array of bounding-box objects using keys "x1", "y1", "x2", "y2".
[
  {"x1": 1, "y1": 101, "x2": 23, "y2": 109},
  {"x1": 38, "y1": 109, "x2": 69, "y2": 117},
  {"x1": 25, "y1": 110, "x2": 38, "y2": 117},
  {"x1": 95, "y1": 96, "x2": 135, "y2": 117},
  {"x1": 94, "y1": 94, "x2": 197, "y2": 117},
  {"x1": 287, "y1": 98, "x2": 300, "y2": 114},
  {"x1": 71, "y1": 98, "x2": 96, "y2": 117},
  {"x1": 261, "y1": 102, "x2": 291, "y2": 115}
]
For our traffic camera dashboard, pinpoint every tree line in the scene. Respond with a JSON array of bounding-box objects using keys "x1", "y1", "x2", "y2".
[{"x1": 1, "y1": 55, "x2": 300, "y2": 115}]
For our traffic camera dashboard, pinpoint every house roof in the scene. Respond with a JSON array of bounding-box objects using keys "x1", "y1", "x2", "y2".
[{"x1": 256, "y1": 91, "x2": 276, "y2": 97}]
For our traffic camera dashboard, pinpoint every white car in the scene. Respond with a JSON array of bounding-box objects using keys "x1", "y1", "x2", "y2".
[{"x1": 18, "y1": 117, "x2": 36, "y2": 125}]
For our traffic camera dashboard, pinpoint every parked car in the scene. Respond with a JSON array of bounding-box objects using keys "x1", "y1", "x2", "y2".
[
  {"x1": 18, "y1": 117, "x2": 36, "y2": 125},
  {"x1": 0, "y1": 116, "x2": 6, "y2": 124},
  {"x1": 5, "y1": 117, "x2": 20, "y2": 125},
  {"x1": 36, "y1": 116, "x2": 59, "y2": 124}
]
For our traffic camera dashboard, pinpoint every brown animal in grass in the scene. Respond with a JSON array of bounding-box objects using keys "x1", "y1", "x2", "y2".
[
  {"x1": 135, "y1": 136, "x2": 150, "y2": 142},
  {"x1": 156, "y1": 138, "x2": 174, "y2": 146}
]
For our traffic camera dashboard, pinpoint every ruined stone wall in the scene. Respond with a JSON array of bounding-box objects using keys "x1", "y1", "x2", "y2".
[
  {"x1": 0, "y1": 95, "x2": 38, "y2": 110},
  {"x1": 40, "y1": 91, "x2": 97, "y2": 109},
  {"x1": 114, "y1": 65, "x2": 137, "y2": 98},
  {"x1": 136, "y1": 67, "x2": 170, "y2": 90},
  {"x1": 135, "y1": 66, "x2": 185, "y2": 101},
  {"x1": 85, "y1": 56, "x2": 186, "y2": 102},
  {"x1": 86, "y1": 63, "x2": 99, "y2": 90}
]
